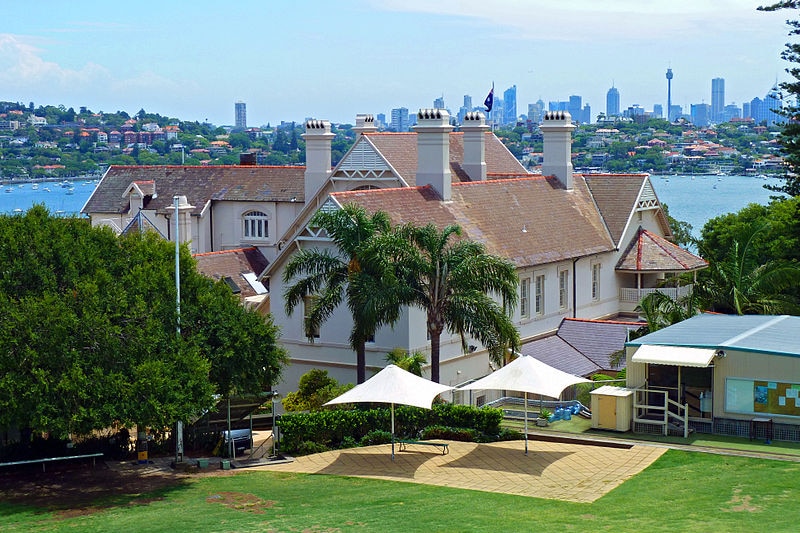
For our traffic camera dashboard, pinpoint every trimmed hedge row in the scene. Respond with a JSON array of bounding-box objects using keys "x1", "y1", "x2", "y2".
[{"x1": 278, "y1": 403, "x2": 503, "y2": 454}]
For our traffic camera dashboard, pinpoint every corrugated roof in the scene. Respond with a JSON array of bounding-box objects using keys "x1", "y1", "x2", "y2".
[
  {"x1": 627, "y1": 314, "x2": 800, "y2": 357},
  {"x1": 83, "y1": 165, "x2": 306, "y2": 216}
]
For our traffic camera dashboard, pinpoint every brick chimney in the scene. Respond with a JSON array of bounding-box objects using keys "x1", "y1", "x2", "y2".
[
  {"x1": 461, "y1": 111, "x2": 488, "y2": 181},
  {"x1": 302, "y1": 119, "x2": 334, "y2": 200},
  {"x1": 540, "y1": 111, "x2": 575, "y2": 189},
  {"x1": 413, "y1": 108, "x2": 454, "y2": 200},
  {"x1": 353, "y1": 114, "x2": 378, "y2": 138}
]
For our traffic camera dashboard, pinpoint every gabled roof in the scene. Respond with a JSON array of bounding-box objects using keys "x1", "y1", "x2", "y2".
[
  {"x1": 520, "y1": 318, "x2": 642, "y2": 376},
  {"x1": 583, "y1": 173, "x2": 654, "y2": 245},
  {"x1": 627, "y1": 314, "x2": 800, "y2": 358},
  {"x1": 82, "y1": 165, "x2": 306, "y2": 216},
  {"x1": 331, "y1": 175, "x2": 615, "y2": 267},
  {"x1": 616, "y1": 228, "x2": 708, "y2": 272},
  {"x1": 193, "y1": 247, "x2": 269, "y2": 300},
  {"x1": 363, "y1": 132, "x2": 527, "y2": 185}
]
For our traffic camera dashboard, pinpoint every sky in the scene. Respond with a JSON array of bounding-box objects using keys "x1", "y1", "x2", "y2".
[{"x1": 0, "y1": 0, "x2": 793, "y2": 127}]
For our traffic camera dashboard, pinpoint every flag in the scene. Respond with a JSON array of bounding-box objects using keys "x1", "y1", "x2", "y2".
[{"x1": 484, "y1": 87, "x2": 494, "y2": 112}]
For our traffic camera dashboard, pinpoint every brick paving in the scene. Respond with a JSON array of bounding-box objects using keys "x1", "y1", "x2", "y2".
[{"x1": 253, "y1": 438, "x2": 666, "y2": 503}]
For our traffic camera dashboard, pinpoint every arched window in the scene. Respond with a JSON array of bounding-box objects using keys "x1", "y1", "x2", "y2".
[{"x1": 243, "y1": 210, "x2": 269, "y2": 239}]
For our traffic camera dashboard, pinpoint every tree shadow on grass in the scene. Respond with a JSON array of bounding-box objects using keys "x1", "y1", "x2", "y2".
[{"x1": 0, "y1": 461, "x2": 195, "y2": 518}]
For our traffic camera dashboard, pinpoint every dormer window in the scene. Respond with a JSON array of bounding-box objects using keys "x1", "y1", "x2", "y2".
[{"x1": 243, "y1": 210, "x2": 269, "y2": 239}]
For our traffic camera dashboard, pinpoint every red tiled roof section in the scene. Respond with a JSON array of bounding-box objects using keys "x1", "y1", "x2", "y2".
[
  {"x1": 583, "y1": 174, "x2": 647, "y2": 245},
  {"x1": 193, "y1": 247, "x2": 269, "y2": 299},
  {"x1": 333, "y1": 175, "x2": 615, "y2": 267},
  {"x1": 616, "y1": 228, "x2": 708, "y2": 272},
  {"x1": 83, "y1": 165, "x2": 306, "y2": 216},
  {"x1": 364, "y1": 132, "x2": 526, "y2": 186}
]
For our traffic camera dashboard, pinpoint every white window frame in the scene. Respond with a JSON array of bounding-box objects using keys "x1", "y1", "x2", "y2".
[
  {"x1": 243, "y1": 210, "x2": 269, "y2": 239},
  {"x1": 559, "y1": 270, "x2": 569, "y2": 310},
  {"x1": 591, "y1": 263, "x2": 601, "y2": 301},
  {"x1": 520, "y1": 277, "x2": 530, "y2": 319},
  {"x1": 534, "y1": 274, "x2": 545, "y2": 316}
]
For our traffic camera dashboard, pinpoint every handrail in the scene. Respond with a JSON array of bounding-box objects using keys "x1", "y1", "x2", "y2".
[{"x1": 632, "y1": 386, "x2": 689, "y2": 438}]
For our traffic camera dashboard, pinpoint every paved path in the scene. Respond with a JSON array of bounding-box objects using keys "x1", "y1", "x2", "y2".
[{"x1": 253, "y1": 438, "x2": 666, "y2": 503}]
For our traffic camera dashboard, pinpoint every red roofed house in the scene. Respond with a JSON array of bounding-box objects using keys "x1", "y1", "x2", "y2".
[{"x1": 260, "y1": 111, "x2": 706, "y2": 391}]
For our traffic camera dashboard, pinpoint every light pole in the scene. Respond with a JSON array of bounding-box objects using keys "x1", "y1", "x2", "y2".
[{"x1": 271, "y1": 391, "x2": 280, "y2": 457}]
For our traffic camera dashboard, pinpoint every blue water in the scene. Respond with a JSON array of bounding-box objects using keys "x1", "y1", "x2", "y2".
[
  {"x1": 0, "y1": 178, "x2": 98, "y2": 216},
  {"x1": 651, "y1": 174, "x2": 784, "y2": 236},
  {"x1": 0, "y1": 173, "x2": 784, "y2": 233}
]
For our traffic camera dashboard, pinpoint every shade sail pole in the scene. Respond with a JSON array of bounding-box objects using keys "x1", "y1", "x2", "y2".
[
  {"x1": 524, "y1": 391, "x2": 529, "y2": 455},
  {"x1": 391, "y1": 403, "x2": 395, "y2": 461}
]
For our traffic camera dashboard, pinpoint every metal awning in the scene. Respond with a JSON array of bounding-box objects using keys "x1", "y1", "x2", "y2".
[{"x1": 631, "y1": 345, "x2": 716, "y2": 367}]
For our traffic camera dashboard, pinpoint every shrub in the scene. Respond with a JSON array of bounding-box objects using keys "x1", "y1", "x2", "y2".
[
  {"x1": 420, "y1": 425, "x2": 478, "y2": 442},
  {"x1": 360, "y1": 430, "x2": 393, "y2": 446},
  {"x1": 295, "y1": 440, "x2": 329, "y2": 456}
]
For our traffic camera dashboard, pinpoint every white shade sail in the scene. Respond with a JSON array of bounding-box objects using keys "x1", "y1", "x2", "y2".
[
  {"x1": 459, "y1": 354, "x2": 591, "y2": 398},
  {"x1": 325, "y1": 364, "x2": 454, "y2": 409},
  {"x1": 631, "y1": 345, "x2": 716, "y2": 368}
]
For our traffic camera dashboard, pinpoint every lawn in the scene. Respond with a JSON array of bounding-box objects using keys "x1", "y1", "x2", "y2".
[{"x1": 2, "y1": 449, "x2": 799, "y2": 532}]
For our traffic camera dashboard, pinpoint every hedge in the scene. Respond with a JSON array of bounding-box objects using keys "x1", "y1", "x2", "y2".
[{"x1": 278, "y1": 403, "x2": 503, "y2": 454}]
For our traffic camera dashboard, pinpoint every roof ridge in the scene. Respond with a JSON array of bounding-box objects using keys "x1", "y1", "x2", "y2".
[
  {"x1": 564, "y1": 317, "x2": 643, "y2": 326},
  {"x1": 193, "y1": 246, "x2": 258, "y2": 257}
]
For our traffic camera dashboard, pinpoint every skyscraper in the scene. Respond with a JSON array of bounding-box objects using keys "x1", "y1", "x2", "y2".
[
  {"x1": 234, "y1": 101, "x2": 247, "y2": 129},
  {"x1": 503, "y1": 85, "x2": 517, "y2": 126},
  {"x1": 606, "y1": 86, "x2": 620, "y2": 117},
  {"x1": 434, "y1": 96, "x2": 445, "y2": 110},
  {"x1": 390, "y1": 107, "x2": 409, "y2": 132},
  {"x1": 712, "y1": 78, "x2": 725, "y2": 123},
  {"x1": 666, "y1": 68, "x2": 673, "y2": 121},
  {"x1": 463, "y1": 94, "x2": 473, "y2": 111}
]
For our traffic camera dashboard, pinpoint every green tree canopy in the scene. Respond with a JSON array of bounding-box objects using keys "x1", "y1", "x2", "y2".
[{"x1": 0, "y1": 207, "x2": 286, "y2": 438}]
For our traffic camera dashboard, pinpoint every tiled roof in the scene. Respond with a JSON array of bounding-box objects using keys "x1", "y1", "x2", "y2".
[
  {"x1": 193, "y1": 247, "x2": 269, "y2": 299},
  {"x1": 583, "y1": 174, "x2": 647, "y2": 244},
  {"x1": 364, "y1": 132, "x2": 526, "y2": 186},
  {"x1": 520, "y1": 317, "x2": 643, "y2": 376},
  {"x1": 519, "y1": 335, "x2": 603, "y2": 377},
  {"x1": 616, "y1": 228, "x2": 708, "y2": 272},
  {"x1": 332, "y1": 175, "x2": 615, "y2": 267},
  {"x1": 82, "y1": 165, "x2": 306, "y2": 216},
  {"x1": 556, "y1": 317, "x2": 641, "y2": 370}
]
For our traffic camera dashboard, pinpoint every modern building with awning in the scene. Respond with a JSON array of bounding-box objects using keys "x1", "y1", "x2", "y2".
[{"x1": 624, "y1": 313, "x2": 800, "y2": 441}]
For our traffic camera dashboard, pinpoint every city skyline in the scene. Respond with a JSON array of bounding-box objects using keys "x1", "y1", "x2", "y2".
[{"x1": 1, "y1": 1, "x2": 792, "y2": 126}]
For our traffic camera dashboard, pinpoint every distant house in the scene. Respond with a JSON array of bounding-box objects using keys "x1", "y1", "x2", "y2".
[{"x1": 626, "y1": 313, "x2": 800, "y2": 441}]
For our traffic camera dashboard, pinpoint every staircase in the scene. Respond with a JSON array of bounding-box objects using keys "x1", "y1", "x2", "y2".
[{"x1": 633, "y1": 387, "x2": 692, "y2": 438}]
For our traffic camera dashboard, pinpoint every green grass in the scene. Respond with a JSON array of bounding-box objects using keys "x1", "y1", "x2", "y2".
[{"x1": 2, "y1": 449, "x2": 800, "y2": 532}]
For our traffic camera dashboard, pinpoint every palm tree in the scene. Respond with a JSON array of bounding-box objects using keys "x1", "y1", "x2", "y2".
[
  {"x1": 697, "y1": 222, "x2": 800, "y2": 315},
  {"x1": 385, "y1": 348, "x2": 427, "y2": 377},
  {"x1": 381, "y1": 223, "x2": 520, "y2": 383},
  {"x1": 283, "y1": 204, "x2": 402, "y2": 384}
]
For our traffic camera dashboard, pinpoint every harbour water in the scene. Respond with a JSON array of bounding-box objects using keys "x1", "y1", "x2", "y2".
[
  {"x1": 0, "y1": 173, "x2": 786, "y2": 235},
  {"x1": 650, "y1": 174, "x2": 785, "y2": 237},
  {"x1": 0, "y1": 178, "x2": 98, "y2": 216}
]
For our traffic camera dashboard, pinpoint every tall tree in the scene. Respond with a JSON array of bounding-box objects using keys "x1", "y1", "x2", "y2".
[
  {"x1": 0, "y1": 207, "x2": 287, "y2": 438},
  {"x1": 383, "y1": 223, "x2": 520, "y2": 383},
  {"x1": 759, "y1": 1, "x2": 800, "y2": 196},
  {"x1": 283, "y1": 204, "x2": 403, "y2": 384}
]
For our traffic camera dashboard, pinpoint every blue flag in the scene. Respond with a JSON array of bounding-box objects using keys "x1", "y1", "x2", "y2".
[{"x1": 484, "y1": 87, "x2": 494, "y2": 112}]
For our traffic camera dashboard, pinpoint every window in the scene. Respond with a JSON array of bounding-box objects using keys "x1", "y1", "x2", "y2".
[
  {"x1": 243, "y1": 210, "x2": 269, "y2": 239},
  {"x1": 591, "y1": 263, "x2": 601, "y2": 301},
  {"x1": 520, "y1": 278, "x2": 530, "y2": 318},
  {"x1": 559, "y1": 270, "x2": 569, "y2": 310},
  {"x1": 303, "y1": 295, "x2": 320, "y2": 339},
  {"x1": 534, "y1": 274, "x2": 545, "y2": 315}
]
